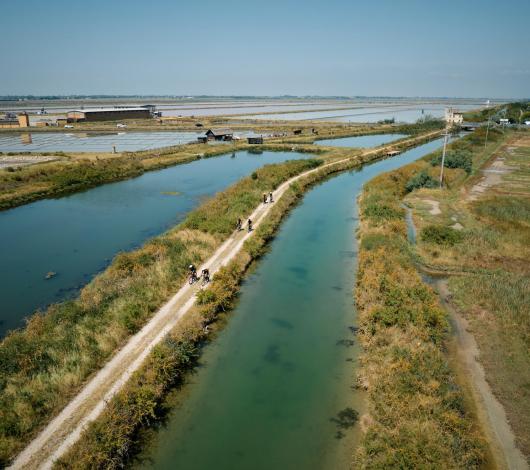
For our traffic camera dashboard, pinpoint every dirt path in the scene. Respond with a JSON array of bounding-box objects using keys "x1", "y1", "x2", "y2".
[
  {"x1": 422, "y1": 198, "x2": 441, "y2": 214},
  {"x1": 436, "y1": 280, "x2": 528, "y2": 470},
  {"x1": 9, "y1": 132, "x2": 440, "y2": 470},
  {"x1": 467, "y1": 154, "x2": 515, "y2": 201}
]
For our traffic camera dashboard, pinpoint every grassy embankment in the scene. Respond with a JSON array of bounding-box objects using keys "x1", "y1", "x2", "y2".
[
  {"x1": 463, "y1": 101, "x2": 529, "y2": 123},
  {"x1": 353, "y1": 128, "x2": 513, "y2": 467},
  {"x1": 0, "y1": 119, "x2": 442, "y2": 211},
  {"x1": 405, "y1": 128, "x2": 530, "y2": 461},
  {"x1": 0, "y1": 130, "x2": 440, "y2": 467}
]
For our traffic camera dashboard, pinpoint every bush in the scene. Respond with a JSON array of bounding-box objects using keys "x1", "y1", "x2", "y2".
[
  {"x1": 431, "y1": 150, "x2": 472, "y2": 174},
  {"x1": 364, "y1": 203, "x2": 402, "y2": 222},
  {"x1": 405, "y1": 170, "x2": 438, "y2": 192},
  {"x1": 420, "y1": 225, "x2": 463, "y2": 246}
]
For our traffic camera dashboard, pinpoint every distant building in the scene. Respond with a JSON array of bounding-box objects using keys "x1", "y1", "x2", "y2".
[
  {"x1": 205, "y1": 128, "x2": 234, "y2": 141},
  {"x1": 67, "y1": 107, "x2": 151, "y2": 122},
  {"x1": 0, "y1": 118, "x2": 19, "y2": 129},
  {"x1": 445, "y1": 108, "x2": 464, "y2": 125},
  {"x1": 247, "y1": 136, "x2": 264, "y2": 144},
  {"x1": 18, "y1": 113, "x2": 30, "y2": 128},
  {"x1": 0, "y1": 112, "x2": 29, "y2": 128},
  {"x1": 36, "y1": 119, "x2": 55, "y2": 127},
  {"x1": 460, "y1": 122, "x2": 482, "y2": 131}
]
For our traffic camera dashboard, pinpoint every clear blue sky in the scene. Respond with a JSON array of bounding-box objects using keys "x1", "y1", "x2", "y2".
[{"x1": 2, "y1": 0, "x2": 529, "y2": 98}]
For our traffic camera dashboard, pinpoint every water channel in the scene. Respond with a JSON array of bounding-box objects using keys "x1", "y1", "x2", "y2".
[
  {"x1": 137, "y1": 138, "x2": 448, "y2": 470},
  {"x1": 0, "y1": 150, "x2": 310, "y2": 335}
]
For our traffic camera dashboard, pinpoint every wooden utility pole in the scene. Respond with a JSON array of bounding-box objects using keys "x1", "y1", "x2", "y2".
[{"x1": 439, "y1": 128, "x2": 449, "y2": 188}]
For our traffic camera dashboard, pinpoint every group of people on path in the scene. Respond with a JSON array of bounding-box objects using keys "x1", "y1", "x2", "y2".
[
  {"x1": 262, "y1": 192, "x2": 274, "y2": 204},
  {"x1": 189, "y1": 190, "x2": 275, "y2": 286},
  {"x1": 236, "y1": 190, "x2": 275, "y2": 234},
  {"x1": 188, "y1": 264, "x2": 209, "y2": 285}
]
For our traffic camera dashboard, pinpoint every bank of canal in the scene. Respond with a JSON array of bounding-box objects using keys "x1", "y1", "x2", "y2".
[
  {"x1": 0, "y1": 150, "x2": 311, "y2": 336},
  {"x1": 316, "y1": 133, "x2": 406, "y2": 148},
  {"x1": 136, "y1": 138, "x2": 448, "y2": 470}
]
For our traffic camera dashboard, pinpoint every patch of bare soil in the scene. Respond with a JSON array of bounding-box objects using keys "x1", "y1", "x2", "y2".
[{"x1": 467, "y1": 157, "x2": 515, "y2": 201}]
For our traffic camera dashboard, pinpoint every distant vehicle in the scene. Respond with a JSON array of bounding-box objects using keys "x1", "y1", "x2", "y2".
[
  {"x1": 64, "y1": 124, "x2": 74, "y2": 129},
  {"x1": 37, "y1": 108, "x2": 47, "y2": 115},
  {"x1": 116, "y1": 123, "x2": 127, "y2": 128},
  {"x1": 525, "y1": 120, "x2": 530, "y2": 126}
]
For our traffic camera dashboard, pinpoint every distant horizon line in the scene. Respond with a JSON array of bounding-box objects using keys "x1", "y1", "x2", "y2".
[{"x1": 0, "y1": 94, "x2": 524, "y2": 102}]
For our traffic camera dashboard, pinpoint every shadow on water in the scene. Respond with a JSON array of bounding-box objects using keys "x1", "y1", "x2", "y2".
[{"x1": 331, "y1": 408, "x2": 360, "y2": 439}]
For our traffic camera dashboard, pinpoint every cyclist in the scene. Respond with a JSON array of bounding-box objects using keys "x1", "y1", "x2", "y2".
[
  {"x1": 269, "y1": 192, "x2": 274, "y2": 203},
  {"x1": 248, "y1": 219, "x2": 253, "y2": 232},
  {"x1": 201, "y1": 268, "x2": 210, "y2": 284},
  {"x1": 188, "y1": 264, "x2": 198, "y2": 284},
  {"x1": 236, "y1": 218, "x2": 243, "y2": 231},
  {"x1": 263, "y1": 193, "x2": 268, "y2": 204}
]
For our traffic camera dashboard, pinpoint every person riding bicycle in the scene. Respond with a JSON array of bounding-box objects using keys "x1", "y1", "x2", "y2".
[
  {"x1": 247, "y1": 219, "x2": 253, "y2": 232},
  {"x1": 201, "y1": 268, "x2": 210, "y2": 283},
  {"x1": 189, "y1": 264, "x2": 198, "y2": 283},
  {"x1": 236, "y1": 218, "x2": 243, "y2": 231},
  {"x1": 269, "y1": 192, "x2": 274, "y2": 203}
]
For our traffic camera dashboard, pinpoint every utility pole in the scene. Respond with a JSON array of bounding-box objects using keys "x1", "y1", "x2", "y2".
[
  {"x1": 439, "y1": 127, "x2": 449, "y2": 188},
  {"x1": 484, "y1": 111, "x2": 492, "y2": 149}
]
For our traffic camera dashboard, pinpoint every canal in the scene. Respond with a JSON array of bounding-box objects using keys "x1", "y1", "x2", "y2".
[
  {"x1": 136, "y1": 138, "x2": 448, "y2": 470},
  {"x1": 0, "y1": 150, "x2": 311, "y2": 335}
]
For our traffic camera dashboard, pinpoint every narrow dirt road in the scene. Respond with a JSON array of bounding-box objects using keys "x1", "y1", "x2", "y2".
[
  {"x1": 10, "y1": 132, "x2": 440, "y2": 469},
  {"x1": 437, "y1": 280, "x2": 528, "y2": 470}
]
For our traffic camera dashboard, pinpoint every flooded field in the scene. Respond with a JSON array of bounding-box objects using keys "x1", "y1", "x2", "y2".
[
  {"x1": 239, "y1": 103, "x2": 483, "y2": 123},
  {"x1": 0, "y1": 131, "x2": 205, "y2": 153}
]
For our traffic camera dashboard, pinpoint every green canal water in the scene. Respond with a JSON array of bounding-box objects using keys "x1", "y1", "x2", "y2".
[{"x1": 137, "y1": 138, "x2": 447, "y2": 470}]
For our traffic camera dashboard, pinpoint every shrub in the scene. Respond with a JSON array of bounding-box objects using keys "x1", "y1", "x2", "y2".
[
  {"x1": 420, "y1": 225, "x2": 463, "y2": 246},
  {"x1": 364, "y1": 203, "x2": 402, "y2": 222},
  {"x1": 431, "y1": 150, "x2": 472, "y2": 174},
  {"x1": 405, "y1": 170, "x2": 438, "y2": 192}
]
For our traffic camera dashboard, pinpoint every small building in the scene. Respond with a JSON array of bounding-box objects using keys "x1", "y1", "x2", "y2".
[
  {"x1": 56, "y1": 118, "x2": 68, "y2": 127},
  {"x1": 67, "y1": 107, "x2": 151, "y2": 122},
  {"x1": 197, "y1": 136, "x2": 208, "y2": 143},
  {"x1": 247, "y1": 136, "x2": 264, "y2": 144},
  {"x1": 460, "y1": 122, "x2": 481, "y2": 131},
  {"x1": 445, "y1": 108, "x2": 463, "y2": 125},
  {"x1": 205, "y1": 128, "x2": 233, "y2": 141},
  {"x1": 18, "y1": 113, "x2": 30, "y2": 128},
  {"x1": 0, "y1": 113, "x2": 29, "y2": 128},
  {"x1": 0, "y1": 118, "x2": 19, "y2": 129}
]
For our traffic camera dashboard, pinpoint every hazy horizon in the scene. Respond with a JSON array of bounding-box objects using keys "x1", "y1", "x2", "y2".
[{"x1": 2, "y1": 0, "x2": 529, "y2": 99}]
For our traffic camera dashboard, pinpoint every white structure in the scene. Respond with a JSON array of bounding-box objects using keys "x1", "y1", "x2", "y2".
[{"x1": 445, "y1": 107, "x2": 464, "y2": 125}]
